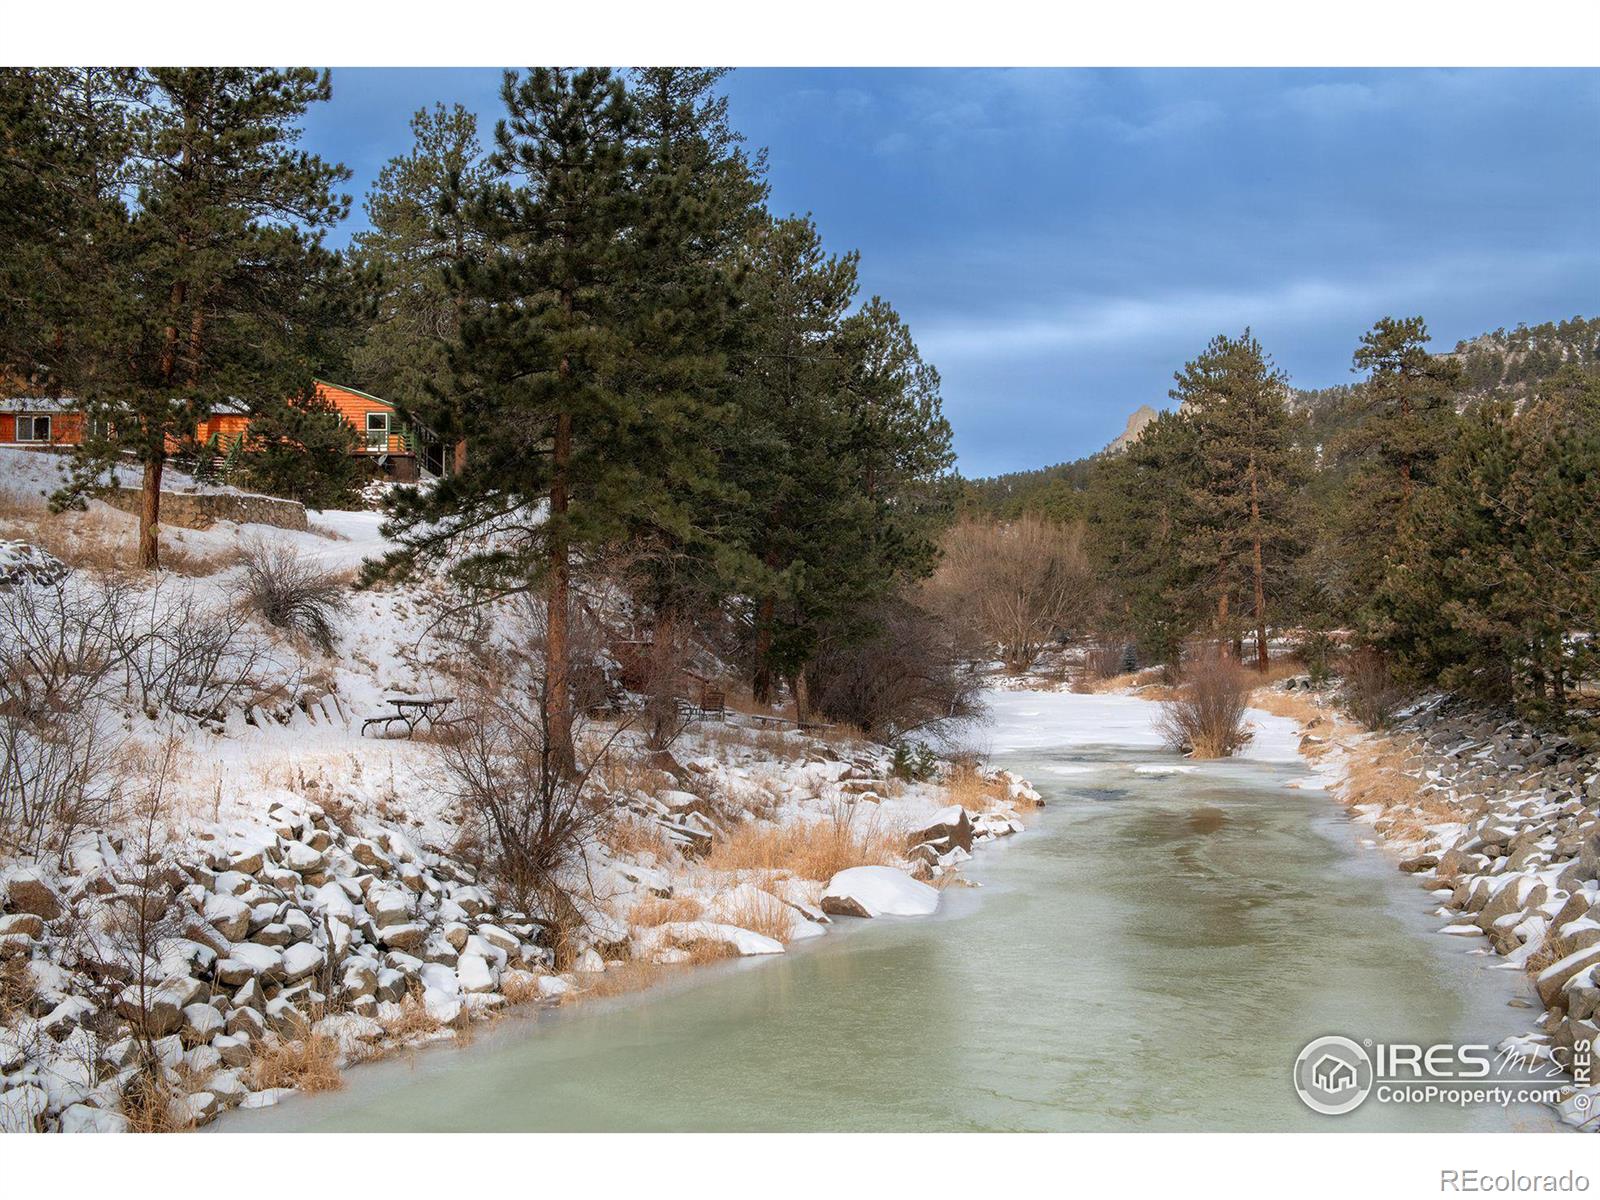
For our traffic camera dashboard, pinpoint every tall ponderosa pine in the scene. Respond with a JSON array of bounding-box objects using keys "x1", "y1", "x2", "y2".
[
  {"x1": 729, "y1": 215, "x2": 860, "y2": 708},
  {"x1": 0, "y1": 68, "x2": 138, "y2": 396},
  {"x1": 730, "y1": 224, "x2": 956, "y2": 716},
  {"x1": 621, "y1": 68, "x2": 768, "y2": 743},
  {"x1": 1172, "y1": 330, "x2": 1304, "y2": 671},
  {"x1": 58, "y1": 68, "x2": 351, "y2": 568},
  {"x1": 1330, "y1": 315, "x2": 1463, "y2": 616},
  {"x1": 375, "y1": 68, "x2": 643, "y2": 773},
  {"x1": 350, "y1": 102, "x2": 494, "y2": 422}
]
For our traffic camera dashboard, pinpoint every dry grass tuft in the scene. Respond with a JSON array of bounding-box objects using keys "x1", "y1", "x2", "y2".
[
  {"x1": 563, "y1": 960, "x2": 661, "y2": 1003},
  {"x1": 1524, "y1": 935, "x2": 1573, "y2": 979},
  {"x1": 247, "y1": 1034, "x2": 344, "y2": 1094},
  {"x1": 378, "y1": 986, "x2": 443, "y2": 1041},
  {"x1": 718, "y1": 886, "x2": 796, "y2": 943},
  {"x1": 499, "y1": 972, "x2": 546, "y2": 1007},
  {"x1": 674, "y1": 937, "x2": 740, "y2": 965},
  {"x1": 943, "y1": 760, "x2": 1014, "y2": 811},
  {"x1": 630, "y1": 894, "x2": 705, "y2": 927},
  {"x1": 119, "y1": 1068, "x2": 194, "y2": 1134},
  {"x1": 0, "y1": 956, "x2": 38, "y2": 1020},
  {"x1": 601, "y1": 814, "x2": 678, "y2": 860},
  {"x1": 702, "y1": 805, "x2": 903, "y2": 881}
]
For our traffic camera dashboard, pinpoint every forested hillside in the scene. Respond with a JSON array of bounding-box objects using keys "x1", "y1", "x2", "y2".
[{"x1": 958, "y1": 315, "x2": 1600, "y2": 735}]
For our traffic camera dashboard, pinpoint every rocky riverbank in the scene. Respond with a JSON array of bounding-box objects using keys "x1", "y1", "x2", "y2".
[
  {"x1": 1263, "y1": 688, "x2": 1600, "y2": 1130},
  {"x1": 0, "y1": 728, "x2": 1039, "y2": 1132}
]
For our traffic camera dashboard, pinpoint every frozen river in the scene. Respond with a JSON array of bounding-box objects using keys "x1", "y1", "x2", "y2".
[{"x1": 222, "y1": 690, "x2": 1556, "y2": 1132}]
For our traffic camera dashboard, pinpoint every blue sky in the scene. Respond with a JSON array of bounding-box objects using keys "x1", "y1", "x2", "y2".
[{"x1": 301, "y1": 68, "x2": 1600, "y2": 477}]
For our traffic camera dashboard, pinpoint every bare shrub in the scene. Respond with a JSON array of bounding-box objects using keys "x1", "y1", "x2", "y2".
[
  {"x1": 0, "y1": 581, "x2": 129, "y2": 858},
  {"x1": 1082, "y1": 642, "x2": 1126, "y2": 680},
  {"x1": 1341, "y1": 647, "x2": 1409, "y2": 731},
  {"x1": 804, "y1": 597, "x2": 986, "y2": 740},
  {"x1": 238, "y1": 540, "x2": 350, "y2": 654},
  {"x1": 437, "y1": 666, "x2": 623, "y2": 955},
  {"x1": 1157, "y1": 652, "x2": 1252, "y2": 758},
  {"x1": 99, "y1": 575, "x2": 282, "y2": 722},
  {"x1": 924, "y1": 514, "x2": 1095, "y2": 672}
]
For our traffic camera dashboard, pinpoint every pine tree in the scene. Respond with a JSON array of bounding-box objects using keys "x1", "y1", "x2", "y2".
[
  {"x1": 0, "y1": 68, "x2": 139, "y2": 393},
  {"x1": 374, "y1": 68, "x2": 645, "y2": 773},
  {"x1": 350, "y1": 102, "x2": 493, "y2": 420},
  {"x1": 728, "y1": 215, "x2": 861, "y2": 707},
  {"x1": 1330, "y1": 315, "x2": 1463, "y2": 617},
  {"x1": 619, "y1": 68, "x2": 768, "y2": 743},
  {"x1": 1085, "y1": 409, "x2": 1204, "y2": 667},
  {"x1": 235, "y1": 389, "x2": 366, "y2": 509},
  {"x1": 1172, "y1": 330, "x2": 1305, "y2": 671},
  {"x1": 1377, "y1": 365, "x2": 1599, "y2": 729},
  {"x1": 54, "y1": 68, "x2": 351, "y2": 568}
]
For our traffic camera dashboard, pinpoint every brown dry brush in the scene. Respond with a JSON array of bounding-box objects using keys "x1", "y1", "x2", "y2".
[
  {"x1": 1341, "y1": 646, "x2": 1411, "y2": 731},
  {"x1": 1157, "y1": 651, "x2": 1252, "y2": 758},
  {"x1": 236, "y1": 539, "x2": 351, "y2": 655},
  {"x1": 437, "y1": 664, "x2": 628, "y2": 967},
  {"x1": 924, "y1": 514, "x2": 1096, "y2": 672}
]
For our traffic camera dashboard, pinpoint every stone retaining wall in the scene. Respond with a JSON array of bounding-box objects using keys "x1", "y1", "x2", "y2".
[{"x1": 100, "y1": 487, "x2": 307, "y2": 533}]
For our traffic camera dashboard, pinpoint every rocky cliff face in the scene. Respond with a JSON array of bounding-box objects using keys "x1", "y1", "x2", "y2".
[{"x1": 1106, "y1": 404, "x2": 1159, "y2": 453}]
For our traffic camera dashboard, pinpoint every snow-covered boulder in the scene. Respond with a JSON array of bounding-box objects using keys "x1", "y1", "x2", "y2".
[
  {"x1": 0, "y1": 541, "x2": 68, "y2": 589},
  {"x1": 653, "y1": 921, "x2": 784, "y2": 957},
  {"x1": 820, "y1": 866, "x2": 939, "y2": 919}
]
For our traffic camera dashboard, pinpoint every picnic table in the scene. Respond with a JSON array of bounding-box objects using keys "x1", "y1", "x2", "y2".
[{"x1": 361, "y1": 695, "x2": 458, "y2": 739}]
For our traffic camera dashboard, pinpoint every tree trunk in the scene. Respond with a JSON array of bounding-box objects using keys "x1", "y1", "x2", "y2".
[
  {"x1": 1248, "y1": 456, "x2": 1269, "y2": 673},
  {"x1": 791, "y1": 672, "x2": 808, "y2": 727},
  {"x1": 648, "y1": 607, "x2": 679, "y2": 750},
  {"x1": 546, "y1": 409, "x2": 575, "y2": 776},
  {"x1": 752, "y1": 595, "x2": 775, "y2": 705},
  {"x1": 138, "y1": 452, "x2": 164, "y2": 570}
]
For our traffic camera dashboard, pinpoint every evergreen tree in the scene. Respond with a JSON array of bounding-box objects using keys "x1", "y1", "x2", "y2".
[
  {"x1": 1329, "y1": 315, "x2": 1463, "y2": 617},
  {"x1": 373, "y1": 67, "x2": 645, "y2": 772},
  {"x1": 1084, "y1": 409, "x2": 1203, "y2": 667},
  {"x1": 1172, "y1": 330, "x2": 1305, "y2": 671},
  {"x1": 727, "y1": 214, "x2": 860, "y2": 707},
  {"x1": 54, "y1": 68, "x2": 351, "y2": 568},
  {"x1": 1377, "y1": 365, "x2": 1599, "y2": 729},
  {"x1": 235, "y1": 388, "x2": 366, "y2": 509},
  {"x1": 350, "y1": 102, "x2": 493, "y2": 419},
  {"x1": 618, "y1": 68, "x2": 768, "y2": 742},
  {"x1": 0, "y1": 68, "x2": 139, "y2": 393}
]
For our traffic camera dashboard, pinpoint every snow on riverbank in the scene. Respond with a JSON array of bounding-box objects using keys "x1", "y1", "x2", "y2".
[
  {"x1": 0, "y1": 473, "x2": 1049, "y2": 1130},
  {"x1": 981, "y1": 687, "x2": 1303, "y2": 769}
]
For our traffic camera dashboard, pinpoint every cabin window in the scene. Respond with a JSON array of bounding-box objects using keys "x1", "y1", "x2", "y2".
[
  {"x1": 16, "y1": 414, "x2": 51, "y2": 442},
  {"x1": 365, "y1": 411, "x2": 389, "y2": 452}
]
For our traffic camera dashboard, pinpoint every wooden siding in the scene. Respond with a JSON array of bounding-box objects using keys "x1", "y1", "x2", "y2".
[
  {"x1": 0, "y1": 411, "x2": 86, "y2": 446},
  {"x1": 313, "y1": 380, "x2": 404, "y2": 455}
]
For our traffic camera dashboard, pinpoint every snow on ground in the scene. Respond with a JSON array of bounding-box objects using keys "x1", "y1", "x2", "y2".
[
  {"x1": 1, "y1": 458, "x2": 1057, "y2": 1128},
  {"x1": 981, "y1": 689, "x2": 1168, "y2": 755}
]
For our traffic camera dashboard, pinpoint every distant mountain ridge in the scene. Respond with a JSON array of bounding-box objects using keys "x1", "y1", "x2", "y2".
[{"x1": 961, "y1": 314, "x2": 1598, "y2": 518}]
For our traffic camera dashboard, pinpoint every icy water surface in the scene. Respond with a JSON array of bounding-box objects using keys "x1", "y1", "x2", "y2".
[{"x1": 224, "y1": 691, "x2": 1556, "y2": 1132}]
